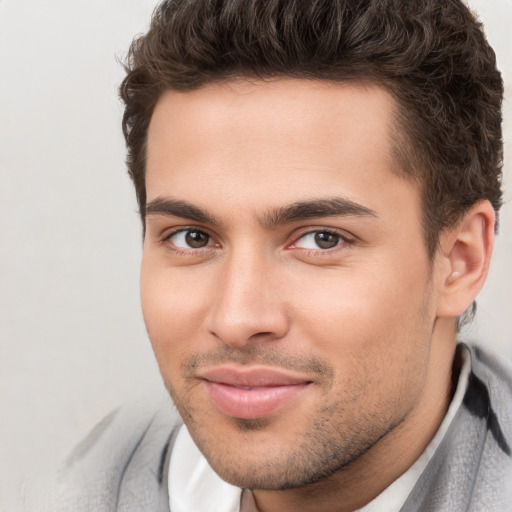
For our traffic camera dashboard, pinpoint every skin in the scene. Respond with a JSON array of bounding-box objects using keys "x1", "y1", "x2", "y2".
[{"x1": 141, "y1": 79, "x2": 494, "y2": 512}]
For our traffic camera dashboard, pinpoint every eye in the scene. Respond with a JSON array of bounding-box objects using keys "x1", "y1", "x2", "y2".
[
  {"x1": 294, "y1": 230, "x2": 346, "y2": 250},
  {"x1": 166, "y1": 229, "x2": 212, "y2": 249}
]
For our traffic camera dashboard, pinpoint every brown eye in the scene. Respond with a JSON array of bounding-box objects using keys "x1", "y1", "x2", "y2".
[
  {"x1": 185, "y1": 230, "x2": 209, "y2": 248},
  {"x1": 294, "y1": 231, "x2": 345, "y2": 250},
  {"x1": 168, "y1": 229, "x2": 211, "y2": 249},
  {"x1": 314, "y1": 232, "x2": 341, "y2": 249}
]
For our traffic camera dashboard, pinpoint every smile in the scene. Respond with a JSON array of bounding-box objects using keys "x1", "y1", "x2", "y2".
[{"x1": 199, "y1": 367, "x2": 312, "y2": 419}]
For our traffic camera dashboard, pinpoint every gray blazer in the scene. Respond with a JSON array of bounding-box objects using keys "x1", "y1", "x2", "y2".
[{"x1": 28, "y1": 344, "x2": 512, "y2": 511}]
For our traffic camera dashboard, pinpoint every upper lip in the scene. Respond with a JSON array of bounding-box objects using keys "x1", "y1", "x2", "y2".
[{"x1": 198, "y1": 366, "x2": 312, "y2": 387}]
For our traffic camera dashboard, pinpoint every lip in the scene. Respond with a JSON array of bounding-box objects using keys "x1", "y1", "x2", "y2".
[{"x1": 199, "y1": 366, "x2": 312, "y2": 419}]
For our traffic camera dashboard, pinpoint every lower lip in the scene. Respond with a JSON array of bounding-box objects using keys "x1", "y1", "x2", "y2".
[{"x1": 204, "y1": 381, "x2": 309, "y2": 419}]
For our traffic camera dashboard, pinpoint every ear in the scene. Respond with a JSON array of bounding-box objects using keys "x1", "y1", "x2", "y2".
[{"x1": 436, "y1": 201, "x2": 495, "y2": 318}]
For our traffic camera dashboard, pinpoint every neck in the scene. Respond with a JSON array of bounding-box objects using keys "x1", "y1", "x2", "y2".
[{"x1": 252, "y1": 319, "x2": 458, "y2": 512}]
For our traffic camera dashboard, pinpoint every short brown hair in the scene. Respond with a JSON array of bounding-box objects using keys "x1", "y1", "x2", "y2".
[{"x1": 120, "y1": 0, "x2": 503, "y2": 258}]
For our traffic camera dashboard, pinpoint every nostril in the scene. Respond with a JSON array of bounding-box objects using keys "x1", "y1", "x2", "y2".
[
  {"x1": 250, "y1": 331, "x2": 273, "y2": 338},
  {"x1": 246, "y1": 331, "x2": 275, "y2": 343}
]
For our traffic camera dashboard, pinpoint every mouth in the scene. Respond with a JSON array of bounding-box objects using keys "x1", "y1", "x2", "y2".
[{"x1": 199, "y1": 366, "x2": 312, "y2": 420}]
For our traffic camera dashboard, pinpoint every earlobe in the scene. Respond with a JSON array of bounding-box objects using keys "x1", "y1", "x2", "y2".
[{"x1": 436, "y1": 201, "x2": 495, "y2": 318}]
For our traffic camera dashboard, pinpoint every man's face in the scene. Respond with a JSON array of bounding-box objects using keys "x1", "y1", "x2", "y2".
[{"x1": 141, "y1": 79, "x2": 442, "y2": 489}]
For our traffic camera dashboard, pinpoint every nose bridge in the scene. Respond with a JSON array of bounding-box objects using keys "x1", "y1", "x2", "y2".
[{"x1": 208, "y1": 242, "x2": 287, "y2": 346}]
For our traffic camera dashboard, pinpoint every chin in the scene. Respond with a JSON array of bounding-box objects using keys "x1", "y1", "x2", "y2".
[
  {"x1": 195, "y1": 426, "x2": 359, "y2": 491},
  {"x1": 208, "y1": 452, "x2": 349, "y2": 491}
]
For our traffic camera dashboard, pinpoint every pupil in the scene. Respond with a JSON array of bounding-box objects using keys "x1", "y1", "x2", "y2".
[
  {"x1": 315, "y1": 232, "x2": 338, "y2": 249},
  {"x1": 185, "y1": 231, "x2": 208, "y2": 248}
]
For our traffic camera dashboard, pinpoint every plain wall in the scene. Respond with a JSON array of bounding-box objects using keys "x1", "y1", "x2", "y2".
[{"x1": 0, "y1": 1, "x2": 511, "y2": 510}]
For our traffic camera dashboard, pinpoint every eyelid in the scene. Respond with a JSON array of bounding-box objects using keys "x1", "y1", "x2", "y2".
[
  {"x1": 159, "y1": 225, "x2": 354, "y2": 253},
  {"x1": 161, "y1": 226, "x2": 220, "y2": 250},
  {"x1": 162, "y1": 225, "x2": 208, "y2": 240},
  {"x1": 288, "y1": 227, "x2": 353, "y2": 250}
]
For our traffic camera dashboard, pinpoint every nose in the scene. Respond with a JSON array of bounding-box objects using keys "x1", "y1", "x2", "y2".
[{"x1": 206, "y1": 248, "x2": 290, "y2": 347}]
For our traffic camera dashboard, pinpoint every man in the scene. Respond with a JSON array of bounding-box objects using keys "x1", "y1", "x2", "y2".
[{"x1": 38, "y1": 0, "x2": 511, "y2": 510}]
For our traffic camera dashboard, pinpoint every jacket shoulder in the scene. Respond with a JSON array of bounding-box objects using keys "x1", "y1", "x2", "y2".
[
  {"x1": 468, "y1": 344, "x2": 512, "y2": 510},
  {"x1": 469, "y1": 343, "x2": 512, "y2": 447},
  {"x1": 26, "y1": 392, "x2": 181, "y2": 512}
]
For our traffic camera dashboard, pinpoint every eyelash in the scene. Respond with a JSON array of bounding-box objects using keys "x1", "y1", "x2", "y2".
[
  {"x1": 161, "y1": 228, "x2": 217, "y2": 255},
  {"x1": 160, "y1": 227, "x2": 354, "y2": 255},
  {"x1": 290, "y1": 228, "x2": 352, "y2": 252}
]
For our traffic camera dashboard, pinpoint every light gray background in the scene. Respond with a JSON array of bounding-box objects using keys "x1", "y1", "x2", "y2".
[{"x1": 0, "y1": 1, "x2": 511, "y2": 510}]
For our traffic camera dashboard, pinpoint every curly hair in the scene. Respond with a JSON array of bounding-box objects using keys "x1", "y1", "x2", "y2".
[{"x1": 120, "y1": 0, "x2": 503, "y2": 261}]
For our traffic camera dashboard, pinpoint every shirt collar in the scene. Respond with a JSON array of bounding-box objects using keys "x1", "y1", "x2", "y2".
[{"x1": 168, "y1": 424, "x2": 242, "y2": 512}]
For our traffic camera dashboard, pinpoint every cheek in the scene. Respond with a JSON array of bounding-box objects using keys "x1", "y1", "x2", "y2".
[
  {"x1": 296, "y1": 290, "x2": 432, "y2": 424},
  {"x1": 140, "y1": 258, "x2": 213, "y2": 372},
  {"x1": 289, "y1": 259, "x2": 433, "y2": 377}
]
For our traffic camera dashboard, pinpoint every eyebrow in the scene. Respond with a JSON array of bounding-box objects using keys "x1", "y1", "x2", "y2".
[
  {"x1": 261, "y1": 197, "x2": 377, "y2": 228},
  {"x1": 145, "y1": 198, "x2": 222, "y2": 226},
  {"x1": 145, "y1": 196, "x2": 377, "y2": 228}
]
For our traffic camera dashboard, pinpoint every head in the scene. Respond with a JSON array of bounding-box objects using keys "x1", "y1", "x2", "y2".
[{"x1": 120, "y1": 0, "x2": 503, "y2": 499}]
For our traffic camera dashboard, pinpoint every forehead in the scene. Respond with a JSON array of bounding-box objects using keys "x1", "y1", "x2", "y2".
[
  {"x1": 145, "y1": 78, "x2": 416, "y2": 220},
  {"x1": 147, "y1": 78, "x2": 396, "y2": 164}
]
